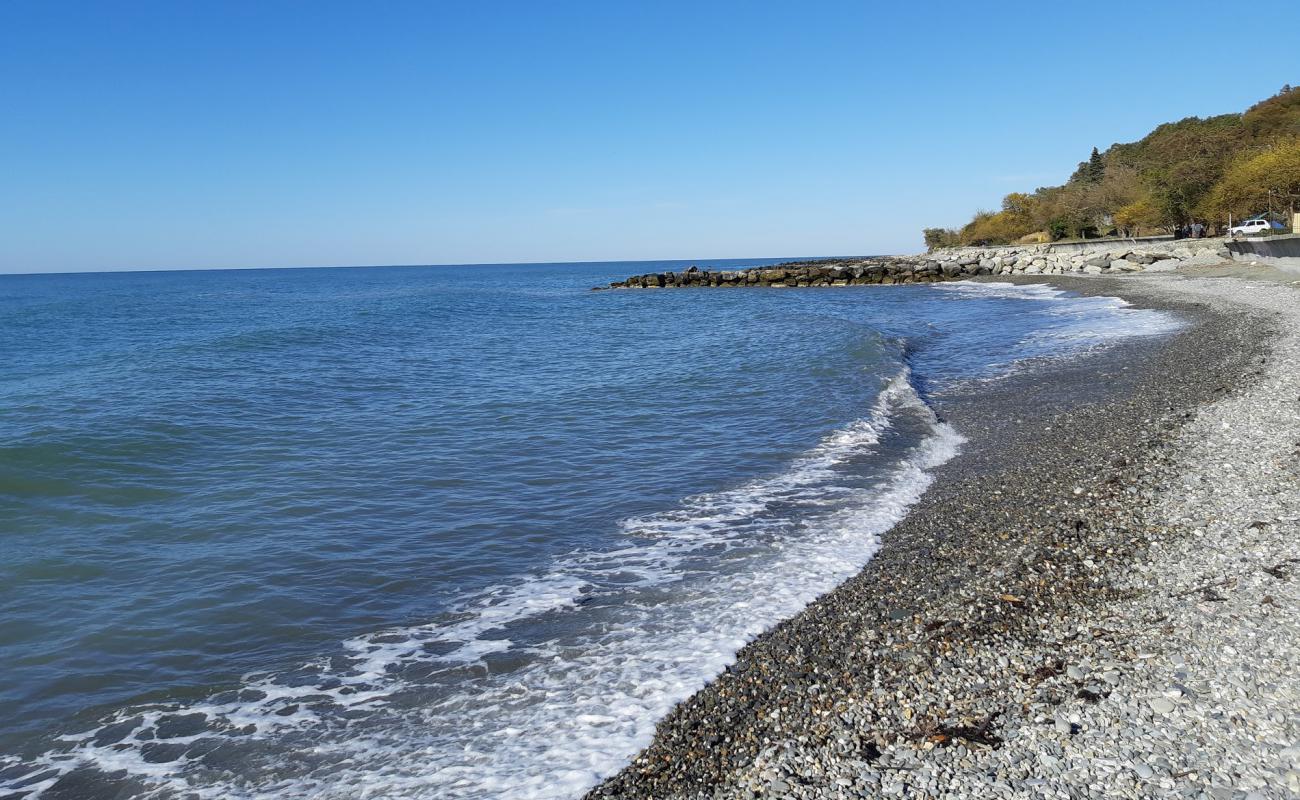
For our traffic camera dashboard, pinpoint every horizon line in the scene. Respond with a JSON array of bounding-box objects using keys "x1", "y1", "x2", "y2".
[{"x1": 0, "y1": 253, "x2": 891, "y2": 278}]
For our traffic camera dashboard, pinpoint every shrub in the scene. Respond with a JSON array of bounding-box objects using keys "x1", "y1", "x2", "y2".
[{"x1": 922, "y1": 227, "x2": 961, "y2": 251}]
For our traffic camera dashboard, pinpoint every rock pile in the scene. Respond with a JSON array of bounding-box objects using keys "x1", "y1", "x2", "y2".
[
  {"x1": 610, "y1": 259, "x2": 970, "y2": 289},
  {"x1": 599, "y1": 240, "x2": 1232, "y2": 290}
]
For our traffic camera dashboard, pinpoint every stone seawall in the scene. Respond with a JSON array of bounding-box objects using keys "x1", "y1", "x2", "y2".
[{"x1": 599, "y1": 238, "x2": 1231, "y2": 289}]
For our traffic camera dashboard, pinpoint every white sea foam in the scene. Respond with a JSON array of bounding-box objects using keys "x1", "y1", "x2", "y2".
[
  {"x1": 2, "y1": 369, "x2": 963, "y2": 800},
  {"x1": 925, "y1": 281, "x2": 1185, "y2": 393},
  {"x1": 934, "y1": 281, "x2": 1185, "y2": 343}
]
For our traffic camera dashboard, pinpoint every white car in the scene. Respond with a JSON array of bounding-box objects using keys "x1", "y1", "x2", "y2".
[{"x1": 1228, "y1": 218, "x2": 1282, "y2": 235}]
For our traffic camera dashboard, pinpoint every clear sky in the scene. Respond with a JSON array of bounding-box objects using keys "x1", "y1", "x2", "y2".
[{"x1": 2, "y1": 1, "x2": 1298, "y2": 273}]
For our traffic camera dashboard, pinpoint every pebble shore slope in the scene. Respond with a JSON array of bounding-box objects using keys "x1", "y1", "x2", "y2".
[{"x1": 589, "y1": 273, "x2": 1299, "y2": 799}]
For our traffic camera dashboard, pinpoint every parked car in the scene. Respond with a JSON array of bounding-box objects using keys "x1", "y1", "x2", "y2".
[{"x1": 1228, "y1": 218, "x2": 1284, "y2": 235}]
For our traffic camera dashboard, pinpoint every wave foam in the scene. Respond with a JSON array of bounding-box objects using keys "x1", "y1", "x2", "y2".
[
  {"x1": 2, "y1": 369, "x2": 962, "y2": 800},
  {"x1": 934, "y1": 280, "x2": 1184, "y2": 342}
]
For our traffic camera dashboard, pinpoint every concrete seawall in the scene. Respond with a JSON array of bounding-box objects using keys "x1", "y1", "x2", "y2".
[{"x1": 1227, "y1": 234, "x2": 1300, "y2": 274}]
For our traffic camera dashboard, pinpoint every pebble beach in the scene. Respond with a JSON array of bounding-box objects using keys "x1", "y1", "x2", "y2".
[{"x1": 590, "y1": 268, "x2": 1300, "y2": 799}]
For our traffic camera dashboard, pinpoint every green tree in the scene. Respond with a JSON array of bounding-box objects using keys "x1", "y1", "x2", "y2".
[
  {"x1": 1200, "y1": 139, "x2": 1300, "y2": 222},
  {"x1": 1087, "y1": 147, "x2": 1106, "y2": 182},
  {"x1": 1113, "y1": 196, "x2": 1163, "y2": 235},
  {"x1": 1069, "y1": 147, "x2": 1107, "y2": 184},
  {"x1": 926, "y1": 87, "x2": 1300, "y2": 242},
  {"x1": 922, "y1": 227, "x2": 961, "y2": 251},
  {"x1": 1241, "y1": 85, "x2": 1300, "y2": 140}
]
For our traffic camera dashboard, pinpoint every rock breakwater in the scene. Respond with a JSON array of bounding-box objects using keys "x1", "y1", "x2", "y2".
[{"x1": 598, "y1": 239, "x2": 1232, "y2": 290}]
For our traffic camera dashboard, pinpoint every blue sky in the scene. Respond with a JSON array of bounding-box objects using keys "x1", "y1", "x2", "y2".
[{"x1": 2, "y1": 1, "x2": 1297, "y2": 273}]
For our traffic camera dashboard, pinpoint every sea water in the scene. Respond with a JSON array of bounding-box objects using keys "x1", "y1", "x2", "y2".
[{"x1": 0, "y1": 261, "x2": 1181, "y2": 798}]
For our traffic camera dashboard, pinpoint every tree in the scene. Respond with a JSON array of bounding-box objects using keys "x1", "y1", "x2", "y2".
[
  {"x1": 1113, "y1": 196, "x2": 1163, "y2": 235},
  {"x1": 1200, "y1": 138, "x2": 1300, "y2": 222},
  {"x1": 1094, "y1": 164, "x2": 1145, "y2": 212},
  {"x1": 955, "y1": 194, "x2": 1042, "y2": 245},
  {"x1": 1107, "y1": 113, "x2": 1245, "y2": 224},
  {"x1": 926, "y1": 89, "x2": 1300, "y2": 242},
  {"x1": 1000, "y1": 191, "x2": 1038, "y2": 221},
  {"x1": 1071, "y1": 146, "x2": 1102, "y2": 184},
  {"x1": 923, "y1": 227, "x2": 961, "y2": 251},
  {"x1": 1241, "y1": 85, "x2": 1300, "y2": 140},
  {"x1": 1069, "y1": 147, "x2": 1107, "y2": 184},
  {"x1": 1086, "y1": 147, "x2": 1106, "y2": 183},
  {"x1": 1043, "y1": 181, "x2": 1106, "y2": 238}
]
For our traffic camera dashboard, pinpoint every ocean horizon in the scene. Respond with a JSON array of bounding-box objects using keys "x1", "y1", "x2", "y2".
[{"x1": 0, "y1": 257, "x2": 871, "y2": 278}]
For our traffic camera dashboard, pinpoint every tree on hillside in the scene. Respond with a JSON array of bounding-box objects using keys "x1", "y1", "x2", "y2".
[
  {"x1": 1093, "y1": 165, "x2": 1145, "y2": 219},
  {"x1": 929, "y1": 87, "x2": 1300, "y2": 239},
  {"x1": 1087, "y1": 147, "x2": 1106, "y2": 182},
  {"x1": 1069, "y1": 147, "x2": 1107, "y2": 184},
  {"x1": 1124, "y1": 115, "x2": 1246, "y2": 224},
  {"x1": 1241, "y1": 85, "x2": 1300, "y2": 140},
  {"x1": 1199, "y1": 139, "x2": 1300, "y2": 222},
  {"x1": 955, "y1": 192, "x2": 1044, "y2": 245},
  {"x1": 1113, "y1": 196, "x2": 1163, "y2": 236},
  {"x1": 1046, "y1": 182, "x2": 1105, "y2": 238}
]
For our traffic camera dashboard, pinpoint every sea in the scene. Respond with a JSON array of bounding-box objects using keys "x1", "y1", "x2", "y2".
[{"x1": 0, "y1": 259, "x2": 1182, "y2": 799}]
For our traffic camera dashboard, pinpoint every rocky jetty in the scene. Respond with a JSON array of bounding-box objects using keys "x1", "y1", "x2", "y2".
[
  {"x1": 598, "y1": 239, "x2": 1233, "y2": 290},
  {"x1": 605, "y1": 258, "x2": 976, "y2": 289}
]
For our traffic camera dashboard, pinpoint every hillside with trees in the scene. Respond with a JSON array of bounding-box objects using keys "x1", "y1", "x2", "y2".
[{"x1": 925, "y1": 86, "x2": 1300, "y2": 249}]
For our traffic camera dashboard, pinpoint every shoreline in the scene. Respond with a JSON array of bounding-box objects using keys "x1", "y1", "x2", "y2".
[{"x1": 589, "y1": 271, "x2": 1298, "y2": 798}]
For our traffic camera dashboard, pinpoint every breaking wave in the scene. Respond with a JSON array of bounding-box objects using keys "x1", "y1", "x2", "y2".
[{"x1": 1, "y1": 369, "x2": 962, "y2": 800}]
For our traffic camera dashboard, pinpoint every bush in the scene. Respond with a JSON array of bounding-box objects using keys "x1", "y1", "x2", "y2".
[{"x1": 923, "y1": 227, "x2": 961, "y2": 251}]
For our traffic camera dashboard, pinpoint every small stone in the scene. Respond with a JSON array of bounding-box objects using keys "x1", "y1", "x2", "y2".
[{"x1": 1149, "y1": 698, "x2": 1175, "y2": 714}]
